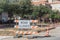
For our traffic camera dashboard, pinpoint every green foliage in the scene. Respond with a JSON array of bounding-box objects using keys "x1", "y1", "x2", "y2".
[
  {"x1": 19, "y1": 0, "x2": 32, "y2": 17},
  {"x1": 49, "y1": 10, "x2": 60, "y2": 19},
  {"x1": 32, "y1": 5, "x2": 53, "y2": 18},
  {"x1": 32, "y1": 6, "x2": 39, "y2": 17},
  {"x1": 0, "y1": 0, "x2": 32, "y2": 17},
  {"x1": 0, "y1": 8, "x2": 3, "y2": 13},
  {"x1": 38, "y1": 5, "x2": 52, "y2": 17},
  {"x1": 0, "y1": 0, "x2": 60, "y2": 19}
]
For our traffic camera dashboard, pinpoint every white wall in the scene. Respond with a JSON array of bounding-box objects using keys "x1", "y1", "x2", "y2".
[
  {"x1": 51, "y1": 4, "x2": 60, "y2": 11},
  {"x1": 48, "y1": 0, "x2": 53, "y2": 3}
]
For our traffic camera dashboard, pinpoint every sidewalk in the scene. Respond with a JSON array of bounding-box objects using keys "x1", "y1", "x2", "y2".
[
  {"x1": 1, "y1": 27, "x2": 60, "y2": 40},
  {"x1": 1, "y1": 23, "x2": 60, "y2": 40},
  {"x1": 0, "y1": 36, "x2": 13, "y2": 40}
]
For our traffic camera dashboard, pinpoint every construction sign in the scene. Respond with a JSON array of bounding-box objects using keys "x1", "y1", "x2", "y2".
[
  {"x1": 14, "y1": 20, "x2": 38, "y2": 29},
  {"x1": 14, "y1": 20, "x2": 38, "y2": 35},
  {"x1": 18, "y1": 20, "x2": 31, "y2": 29}
]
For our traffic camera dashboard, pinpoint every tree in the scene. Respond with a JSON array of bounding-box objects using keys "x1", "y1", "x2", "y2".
[
  {"x1": 0, "y1": 3, "x2": 4, "y2": 13},
  {"x1": 31, "y1": 6, "x2": 39, "y2": 19},
  {"x1": 0, "y1": 0, "x2": 32, "y2": 18},
  {"x1": 19, "y1": 0, "x2": 32, "y2": 17},
  {"x1": 38, "y1": 5, "x2": 52, "y2": 17},
  {"x1": 49, "y1": 10, "x2": 60, "y2": 23},
  {"x1": 31, "y1": 4, "x2": 53, "y2": 23}
]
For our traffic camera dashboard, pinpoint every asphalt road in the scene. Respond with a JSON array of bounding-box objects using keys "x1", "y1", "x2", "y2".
[{"x1": 1, "y1": 26, "x2": 60, "y2": 40}]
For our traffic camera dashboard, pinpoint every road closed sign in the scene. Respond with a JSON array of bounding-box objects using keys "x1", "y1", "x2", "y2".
[{"x1": 18, "y1": 20, "x2": 31, "y2": 29}]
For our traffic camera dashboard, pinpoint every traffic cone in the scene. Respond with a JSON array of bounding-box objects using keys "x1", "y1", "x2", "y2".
[
  {"x1": 44, "y1": 30, "x2": 49, "y2": 37},
  {"x1": 44, "y1": 26, "x2": 51, "y2": 37}
]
